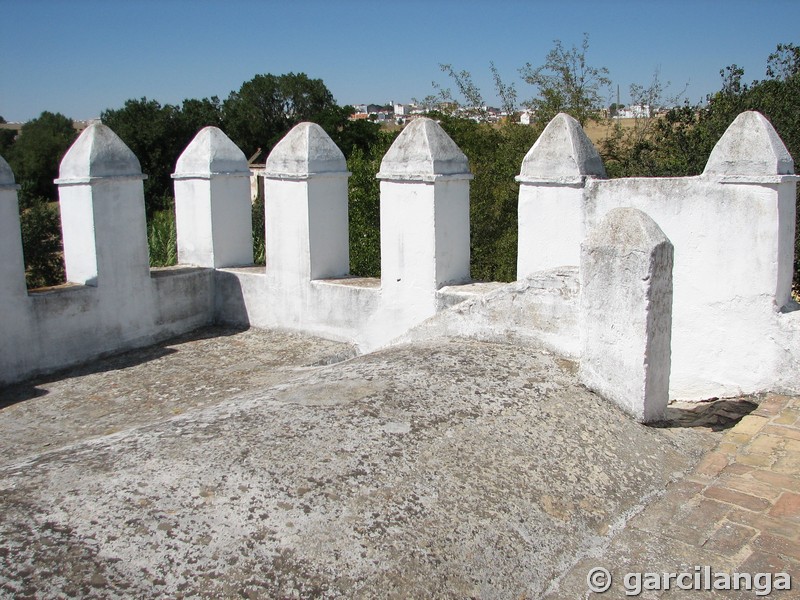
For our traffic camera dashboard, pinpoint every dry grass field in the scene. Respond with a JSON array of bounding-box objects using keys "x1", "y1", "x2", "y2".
[{"x1": 583, "y1": 117, "x2": 638, "y2": 145}]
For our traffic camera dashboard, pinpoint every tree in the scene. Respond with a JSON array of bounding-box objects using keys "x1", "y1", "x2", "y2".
[
  {"x1": 0, "y1": 116, "x2": 16, "y2": 157},
  {"x1": 19, "y1": 190, "x2": 65, "y2": 288},
  {"x1": 347, "y1": 130, "x2": 398, "y2": 276},
  {"x1": 7, "y1": 111, "x2": 76, "y2": 202},
  {"x1": 312, "y1": 104, "x2": 380, "y2": 158},
  {"x1": 222, "y1": 73, "x2": 338, "y2": 159},
  {"x1": 519, "y1": 33, "x2": 611, "y2": 126}
]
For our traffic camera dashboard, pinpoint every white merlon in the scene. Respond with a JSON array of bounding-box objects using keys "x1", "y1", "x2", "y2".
[
  {"x1": 517, "y1": 113, "x2": 604, "y2": 275},
  {"x1": 704, "y1": 111, "x2": 794, "y2": 177},
  {"x1": 173, "y1": 126, "x2": 251, "y2": 178},
  {"x1": 516, "y1": 112, "x2": 606, "y2": 183},
  {"x1": 377, "y1": 117, "x2": 472, "y2": 181},
  {"x1": 580, "y1": 208, "x2": 674, "y2": 423},
  {"x1": 173, "y1": 127, "x2": 253, "y2": 268},
  {"x1": 264, "y1": 122, "x2": 348, "y2": 179},
  {"x1": 56, "y1": 122, "x2": 145, "y2": 183},
  {"x1": 0, "y1": 154, "x2": 16, "y2": 187}
]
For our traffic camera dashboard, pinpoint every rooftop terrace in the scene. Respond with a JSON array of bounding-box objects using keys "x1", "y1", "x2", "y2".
[{"x1": 2, "y1": 327, "x2": 796, "y2": 598}]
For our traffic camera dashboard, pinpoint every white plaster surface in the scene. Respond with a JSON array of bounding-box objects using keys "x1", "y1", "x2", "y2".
[
  {"x1": 0, "y1": 182, "x2": 34, "y2": 383},
  {"x1": 517, "y1": 184, "x2": 585, "y2": 276},
  {"x1": 265, "y1": 122, "x2": 347, "y2": 176},
  {"x1": 580, "y1": 208, "x2": 673, "y2": 422},
  {"x1": 2, "y1": 112, "x2": 798, "y2": 408},
  {"x1": 377, "y1": 117, "x2": 470, "y2": 180},
  {"x1": 174, "y1": 126, "x2": 251, "y2": 177},
  {"x1": 704, "y1": 111, "x2": 794, "y2": 176},
  {"x1": 173, "y1": 127, "x2": 253, "y2": 268},
  {"x1": 57, "y1": 123, "x2": 142, "y2": 181},
  {"x1": 516, "y1": 110, "x2": 799, "y2": 400},
  {"x1": 517, "y1": 112, "x2": 606, "y2": 182}
]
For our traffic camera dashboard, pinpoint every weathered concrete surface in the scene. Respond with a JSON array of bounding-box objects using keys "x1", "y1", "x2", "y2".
[
  {"x1": 0, "y1": 328, "x2": 722, "y2": 598},
  {"x1": 0, "y1": 327, "x2": 355, "y2": 464}
]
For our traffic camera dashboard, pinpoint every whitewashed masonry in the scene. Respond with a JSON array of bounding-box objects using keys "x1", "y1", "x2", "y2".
[{"x1": 0, "y1": 112, "x2": 798, "y2": 419}]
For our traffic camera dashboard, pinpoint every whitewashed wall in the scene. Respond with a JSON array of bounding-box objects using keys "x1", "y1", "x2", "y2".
[
  {"x1": 1, "y1": 112, "x2": 797, "y2": 409},
  {"x1": 517, "y1": 111, "x2": 800, "y2": 400}
]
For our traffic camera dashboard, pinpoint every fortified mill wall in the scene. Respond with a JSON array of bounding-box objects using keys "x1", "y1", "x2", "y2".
[{"x1": 1, "y1": 111, "x2": 798, "y2": 422}]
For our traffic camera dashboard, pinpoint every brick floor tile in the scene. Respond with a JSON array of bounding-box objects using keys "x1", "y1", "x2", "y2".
[
  {"x1": 732, "y1": 415, "x2": 769, "y2": 436},
  {"x1": 719, "y1": 476, "x2": 783, "y2": 501},
  {"x1": 738, "y1": 549, "x2": 789, "y2": 573},
  {"x1": 727, "y1": 508, "x2": 800, "y2": 541},
  {"x1": 772, "y1": 454, "x2": 800, "y2": 475},
  {"x1": 754, "y1": 395, "x2": 790, "y2": 417},
  {"x1": 752, "y1": 532, "x2": 800, "y2": 561},
  {"x1": 660, "y1": 499, "x2": 732, "y2": 547},
  {"x1": 769, "y1": 492, "x2": 800, "y2": 522},
  {"x1": 763, "y1": 424, "x2": 800, "y2": 441},
  {"x1": 750, "y1": 470, "x2": 800, "y2": 493},
  {"x1": 724, "y1": 463, "x2": 753, "y2": 476},
  {"x1": 693, "y1": 451, "x2": 730, "y2": 479},
  {"x1": 703, "y1": 486, "x2": 772, "y2": 512},
  {"x1": 702, "y1": 521, "x2": 757, "y2": 557},
  {"x1": 785, "y1": 439, "x2": 800, "y2": 453},
  {"x1": 745, "y1": 434, "x2": 785, "y2": 455},
  {"x1": 772, "y1": 413, "x2": 799, "y2": 426},
  {"x1": 736, "y1": 453, "x2": 777, "y2": 468},
  {"x1": 725, "y1": 432, "x2": 755, "y2": 446}
]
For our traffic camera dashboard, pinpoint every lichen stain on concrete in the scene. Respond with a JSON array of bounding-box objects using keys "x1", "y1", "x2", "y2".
[{"x1": 0, "y1": 329, "x2": 719, "y2": 599}]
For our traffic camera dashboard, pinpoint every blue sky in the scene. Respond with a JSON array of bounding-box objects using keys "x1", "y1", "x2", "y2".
[{"x1": 1, "y1": 0, "x2": 798, "y2": 122}]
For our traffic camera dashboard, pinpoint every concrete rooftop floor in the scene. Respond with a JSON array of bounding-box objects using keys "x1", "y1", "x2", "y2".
[{"x1": 0, "y1": 327, "x2": 795, "y2": 599}]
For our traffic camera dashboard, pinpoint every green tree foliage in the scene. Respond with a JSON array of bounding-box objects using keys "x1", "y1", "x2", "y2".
[
  {"x1": 7, "y1": 112, "x2": 76, "y2": 201},
  {"x1": 433, "y1": 114, "x2": 542, "y2": 281},
  {"x1": 222, "y1": 73, "x2": 338, "y2": 159},
  {"x1": 519, "y1": 33, "x2": 611, "y2": 126},
  {"x1": 0, "y1": 116, "x2": 17, "y2": 157},
  {"x1": 347, "y1": 130, "x2": 398, "y2": 276},
  {"x1": 18, "y1": 186, "x2": 65, "y2": 288}
]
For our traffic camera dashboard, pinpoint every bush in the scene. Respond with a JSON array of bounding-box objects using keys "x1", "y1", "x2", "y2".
[
  {"x1": 19, "y1": 193, "x2": 65, "y2": 289},
  {"x1": 147, "y1": 206, "x2": 177, "y2": 267}
]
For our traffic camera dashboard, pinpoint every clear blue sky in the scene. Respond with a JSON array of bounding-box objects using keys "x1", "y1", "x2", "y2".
[{"x1": 1, "y1": 0, "x2": 798, "y2": 122}]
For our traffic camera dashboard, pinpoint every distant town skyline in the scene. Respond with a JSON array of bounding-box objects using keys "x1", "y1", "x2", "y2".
[{"x1": 1, "y1": 0, "x2": 799, "y2": 123}]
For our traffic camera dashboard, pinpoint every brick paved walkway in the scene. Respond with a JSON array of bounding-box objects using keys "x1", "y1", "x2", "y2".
[
  {"x1": 551, "y1": 394, "x2": 800, "y2": 598},
  {"x1": 686, "y1": 395, "x2": 800, "y2": 583}
]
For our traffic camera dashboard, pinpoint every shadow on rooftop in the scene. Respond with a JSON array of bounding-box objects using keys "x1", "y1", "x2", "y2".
[
  {"x1": 0, "y1": 325, "x2": 249, "y2": 410},
  {"x1": 650, "y1": 396, "x2": 759, "y2": 431}
]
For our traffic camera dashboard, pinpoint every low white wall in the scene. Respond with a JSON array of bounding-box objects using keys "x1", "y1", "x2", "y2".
[
  {"x1": 1, "y1": 113, "x2": 797, "y2": 409},
  {"x1": 0, "y1": 126, "x2": 215, "y2": 385},
  {"x1": 517, "y1": 112, "x2": 799, "y2": 400}
]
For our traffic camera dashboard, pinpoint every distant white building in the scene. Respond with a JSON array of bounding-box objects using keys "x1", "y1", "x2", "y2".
[{"x1": 615, "y1": 104, "x2": 651, "y2": 119}]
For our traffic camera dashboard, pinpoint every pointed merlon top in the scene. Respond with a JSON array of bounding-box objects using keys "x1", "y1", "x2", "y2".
[
  {"x1": 518, "y1": 113, "x2": 606, "y2": 182},
  {"x1": 704, "y1": 111, "x2": 794, "y2": 177},
  {"x1": 377, "y1": 117, "x2": 471, "y2": 182},
  {"x1": 0, "y1": 154, "x2": 15, "y2": 187},
  {"x1": 57, "y1": 123, "x2": 143, "y2": 183},
  {"x1": 264, "y1": 122, "x2": 347, "y2": 178},
  {"x1": 584, "y1": 207, "x2": 670, "y2": 252},
  {"x1": 173, "y1": 126, "x2": 250, "y2": 179}
]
